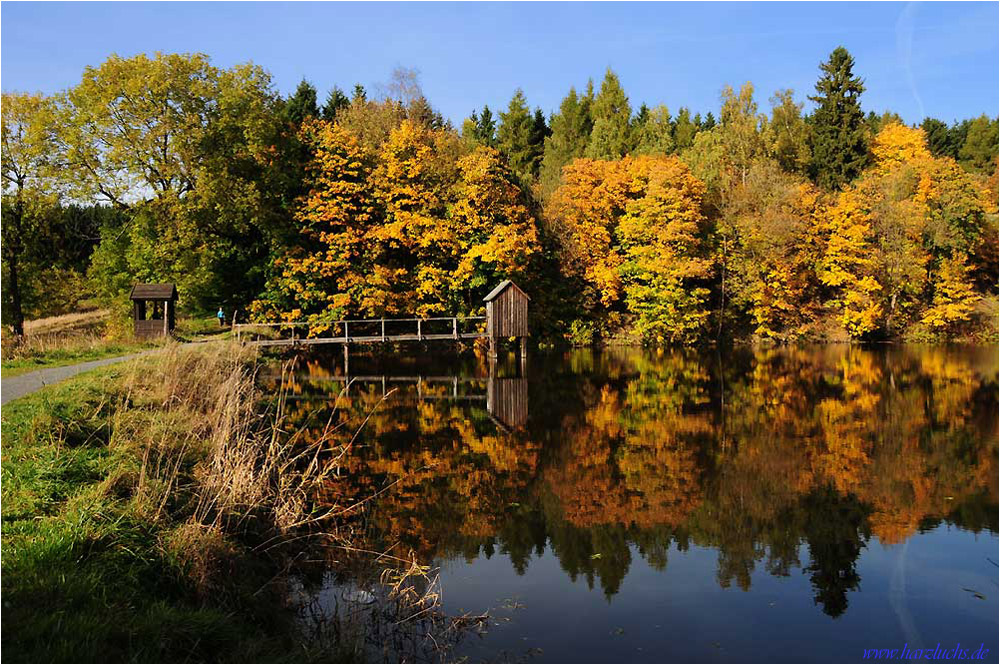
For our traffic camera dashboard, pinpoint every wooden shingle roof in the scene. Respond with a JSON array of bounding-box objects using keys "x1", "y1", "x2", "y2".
[
  {"x1": 129, "y1": 283, "x2": 177, "y2": 300},
  {"x1": 483, "y1": 280, "x2": 530, "y2": 302}
]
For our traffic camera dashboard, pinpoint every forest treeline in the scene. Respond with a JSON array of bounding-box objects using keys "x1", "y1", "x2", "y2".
[{"x1": 2, "y1": 47, "x2": 997, "y2": 343}]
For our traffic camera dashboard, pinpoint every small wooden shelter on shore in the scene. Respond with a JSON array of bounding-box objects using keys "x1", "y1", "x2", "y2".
[{"x1": 130, "y1": 283, "x2": 177, "y2": 338}]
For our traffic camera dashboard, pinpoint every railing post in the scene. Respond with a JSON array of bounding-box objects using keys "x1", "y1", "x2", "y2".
[
  {"x1": 381, "y1": 318, "x2": 386, "y2": 342},
  {"x1": 453, "y1": 317, "x2": 458, "y2": 339},
  {"x1": 417, "y1": 319, "x2": 422, "y2": 341}
]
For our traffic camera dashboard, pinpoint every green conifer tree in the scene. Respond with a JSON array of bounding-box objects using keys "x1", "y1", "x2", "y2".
[
  {"x1": 321, "y1": 86, "x2": 350, "y2": 121},
  {"x1": 477, "y1": 105, "x2": 497, "y2": 146},
  {"x1": 540, "y1": 87, "x2": 593, "y2": 193},
  {"x1": 673, "y1": 107, "x2": 697, "y2": 150},
  {"x1": 808, "y1": 47, "x2": 869, "y2": 190},
  {"x1": 921, "y1": 118, "x2": 952, "y2": 158},
  {"x1": 498, "y1": 90, "x2": 541, "y2": 178},
  {"x1": 633, "y1": 105, "x2": 674, "y2": 155},
  {"x1": 585, "y1": 68, "x2": 632, "y2": 160},
  {"x1": 284, "y1": 79, "x2": 319, "y2": 125},
  {"x1": 959, "y1": 115, "x2": 999, "y2": 175}
]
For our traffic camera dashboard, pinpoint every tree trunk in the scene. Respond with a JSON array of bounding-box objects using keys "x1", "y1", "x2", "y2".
[
  {"x1": 5, "y1": 196, "x2": 25, "y2": 338},
  {"x1": 8, "y1": 250, "x2": 24, "y2": 337}
]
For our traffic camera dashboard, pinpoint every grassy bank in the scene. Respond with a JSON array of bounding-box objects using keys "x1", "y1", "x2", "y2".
[
  {"x1": 1, "y1": 343, "x2": 349, "y2": 661},
  {"x1": 1, "y1": 340, "x2": 464, "y2": 662}
]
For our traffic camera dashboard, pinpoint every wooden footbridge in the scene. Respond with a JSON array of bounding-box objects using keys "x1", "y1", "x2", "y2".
[{"x1": 235, "y1": 281, "x2": 530, "y2": 358}]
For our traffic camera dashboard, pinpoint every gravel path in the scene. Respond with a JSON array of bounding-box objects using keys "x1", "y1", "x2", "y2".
[{"x1": 1, "y1": 352, "x2": 151, "y2": 406}]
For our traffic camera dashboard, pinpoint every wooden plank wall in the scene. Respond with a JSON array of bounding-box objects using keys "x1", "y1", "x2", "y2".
[
  {"x1": 489, "y1": 288, "x2": 528, "y2": 338},
  {"x1": 135, "y1": 319, "x2": 167, "y2": 338}
]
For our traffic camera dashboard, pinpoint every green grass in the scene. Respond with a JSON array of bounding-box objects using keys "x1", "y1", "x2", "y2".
[{"x1": 0, "y1": 355, "x2": 308, "y2": 662}]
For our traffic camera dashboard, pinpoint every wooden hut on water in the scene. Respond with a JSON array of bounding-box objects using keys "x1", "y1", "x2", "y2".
[{"x1": 483, "y1": 280, "x2": 530, "y2": 358}]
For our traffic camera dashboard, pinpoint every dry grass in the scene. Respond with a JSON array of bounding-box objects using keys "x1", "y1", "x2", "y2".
[{"x1": 23, "y1": 308, "x2": 110, "y2": 335}]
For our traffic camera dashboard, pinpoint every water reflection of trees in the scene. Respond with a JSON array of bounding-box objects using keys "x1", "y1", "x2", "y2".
[{"x1": 269, "y1": 346, "x2": 998, "y2": 617}]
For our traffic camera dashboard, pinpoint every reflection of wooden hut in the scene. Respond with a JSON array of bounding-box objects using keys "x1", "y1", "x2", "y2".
[
  {"x1": 487, "y1": 377, "x2": 529, "y2": 431},
  {"x1": 483, "y1": 280, "x2": 529, "y2": 358},
  {"x1": 130, "y1": 283, "x2": 177, "y2": 338}
]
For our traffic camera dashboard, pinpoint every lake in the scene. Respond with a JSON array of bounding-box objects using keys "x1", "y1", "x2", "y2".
[{"x1": 264, "y1": 345, "x2": 998, "y2": 663}]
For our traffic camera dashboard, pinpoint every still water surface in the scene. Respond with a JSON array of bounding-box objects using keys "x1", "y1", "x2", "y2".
[{"x1": 267, "y1": 345, "x2": 998, "y2": 663}]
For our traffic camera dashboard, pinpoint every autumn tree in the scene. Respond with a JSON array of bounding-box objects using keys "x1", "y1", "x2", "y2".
[
  {"x1": 809, "y1": 47, "x2": 869, "y2": 190},
  {"x1": 617, "y1": 156, "x2": 713, "y2": 343},
  {"x1": 769, "y1": 89, "x2": 811, "y2": 174},
  {"x1": 547, "y1": 155, "x2": 712, "y2": 342},
  {"x1": 920, "y1": 254, "x2": 978, "y2": 334},
  {"x1": 817, "y1": 189, "x2": 883, "y2": 337},
  {"x1": 252, "y1": 120, "x2": 376, "y2": 325},
  {"x1": 718, "y1": 83, "x2": 770, "y2": 185},
  {"x1": 449, "y1": 146, "x2": 541, "y2": 307},
  {"x1": 725, "y1": 162, "x2": 824, "y2": 339}
]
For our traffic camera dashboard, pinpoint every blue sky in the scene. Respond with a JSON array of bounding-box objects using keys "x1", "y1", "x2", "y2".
[{"x1": 2, "y1": 2, "x2": 997, "y2": 125}]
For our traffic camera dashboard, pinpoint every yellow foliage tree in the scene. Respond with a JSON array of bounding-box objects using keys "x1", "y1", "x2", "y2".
[
  {"x1": 817, "y1": 190, "x2": 883, "y2": 337},
  {"x1": 870, "y1": 122, "x2": 932, "y2": 174},
  {"x1": 450, "y1": 146, "x2": 540, "y2": 300},
  {"x1": 617, "y1": 156, "x2": 712, "y2": 344},
  {"x1": 255, "y1": 119, "x2": 540, "y2": 324},
  {"x1": 920, "y1": 254, "x2": 978, "y2": 333},
  {"x1": 547, "y1": 155, "x2": 713, "y2": 342},
  {"x1": 251, "y1": 119, "x2": 375, "y2": 328}
]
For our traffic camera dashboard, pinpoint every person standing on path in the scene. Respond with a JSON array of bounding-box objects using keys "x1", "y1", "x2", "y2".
[{"x1": 217, "y1": 307, "x2": 226, "y2": 327}]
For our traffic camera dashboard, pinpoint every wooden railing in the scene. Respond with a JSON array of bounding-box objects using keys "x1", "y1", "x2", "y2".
[{"x1": 234, "y1": 316, "x2": 487, "y2": 346}]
